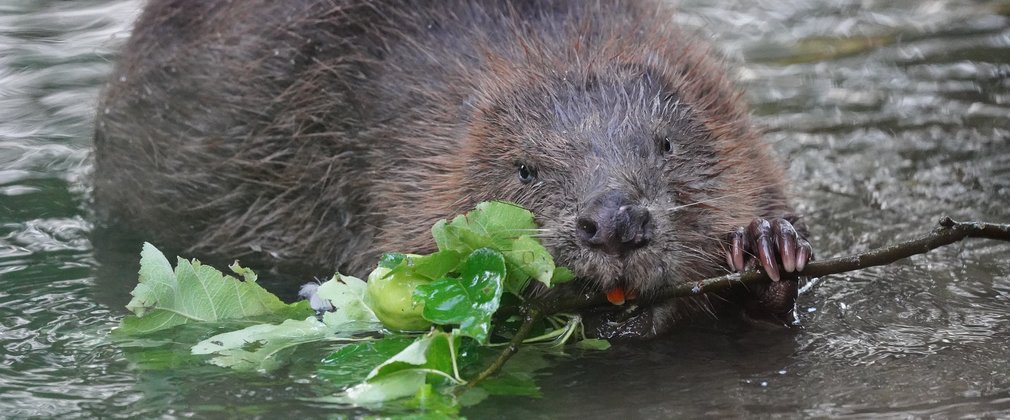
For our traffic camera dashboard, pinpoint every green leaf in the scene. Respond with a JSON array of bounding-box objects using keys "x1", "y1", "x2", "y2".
[
  {"x1": 404, "y1": 384, "x2": 462, "y2": 417},
  {"x1": 344, "y1": 370, "x2": 427, "y2": 404},
  {"x1": 228, "y1": 261, "x2": 259, "y2": 283},
  {"x1": 366, "y1": 331, "x2": 457, "y2": 382},
  {"x1": 124, "y1": 242, "x2": 175, "y2": 318},
  {"x1": 390, "y1": 250, "x2": 464, "y2": 282},
  {"x1": 479, "y1": 372, "x2": 542, "y2": 397},
  {"x1": 335, "y1": 331, "x2": 460, "y2": 405},
  {"x1": 190, "y1": 317, "x2": 334, "y2": 372},
  {"x1": 551, "y1": 266, "x2": 576, "y2": 284},
  {"x1": 461, "y1": 201, "x2": 541, "y2": 237},
  {"x1": 114, "y1": 322, "x2": 230, "y2": 371},
  {"x1": 457, "y1": 387, "x2": 489, "y2": 407},
  {"x1": 413, "y1": 249, "x2": 506, "y2": 344},
  {"x1": 315, "y1": 274, "x2": 380, "y2": 330},
  {"x1": 500, "y1": 235, "x2": 553, "y2": 294},
  {"x1": 318, "y1": 337, "x2": 415, "y2": 386},
  {"x1": 576, "y1": 338, "x2": 612, "y2": 351},
  {"x1": 379, "y1": 252, "x2": 408, "y2": 269},
  {"x1": 430, "y1": 201, "x2": 557, "y2": 291},
  {"x1": 367, "y1": 336, "x2": 436, "y2": 379},
  {"x1": 117, "y1": 243, "x2": 290, "y2": 335}
]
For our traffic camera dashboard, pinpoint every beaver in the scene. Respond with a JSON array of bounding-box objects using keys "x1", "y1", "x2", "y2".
[{"x1": 94, "y1": 0, "x2": 812, "y2": 336}]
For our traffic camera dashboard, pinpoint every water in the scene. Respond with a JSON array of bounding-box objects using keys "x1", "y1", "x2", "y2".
[{"x1": 1, "y1": 0, "x2": 1008, "y2": 417}]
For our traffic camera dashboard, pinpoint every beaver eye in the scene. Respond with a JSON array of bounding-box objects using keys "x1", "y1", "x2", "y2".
[
  {"x1": 517, "y1": 163, "x2": 536, "y2": 184},
  {"x1": 660, "y1": 137, "x2": 674, "y2": 154}
]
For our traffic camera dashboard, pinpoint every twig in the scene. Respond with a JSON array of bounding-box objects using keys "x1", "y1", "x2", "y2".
[
  {"x1": 464, "y1": 217, "x2": 1010, "y2": 389},
  {"x1": 546, "y1": 217, "x2": 1010, "y2": 312},
  {"x1": 462, "y1": 306, "x2": 543, "y2": 391}
]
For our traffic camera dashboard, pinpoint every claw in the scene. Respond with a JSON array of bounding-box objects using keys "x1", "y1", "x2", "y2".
[
  {"x1": 757, "y1": 235, "x2": 780, "y2": 282},
  {"x1": 729, "y1": 215, "x2": 810, "y2": 322},
  {"x1": 775, "y1": 220, "x2": 797, "y2": 273},
  {"x1": 748, "y1": 219, "x2": 781, "y2": 281},
  {"x1": 796, "y1": 238, "x2": 812, "y2": 272},
  {"x1": 731, "y1": 227, "x2": 745, "y2": 271}
]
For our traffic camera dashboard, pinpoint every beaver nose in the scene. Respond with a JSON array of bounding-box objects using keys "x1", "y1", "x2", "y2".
[{"x1": 576, "y1": 192, "x2": 654, "y2": 254}]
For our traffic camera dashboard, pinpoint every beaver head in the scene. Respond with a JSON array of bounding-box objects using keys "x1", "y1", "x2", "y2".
[{"x1": 450, "y1": 56, "x2": 771, "y2": 297}]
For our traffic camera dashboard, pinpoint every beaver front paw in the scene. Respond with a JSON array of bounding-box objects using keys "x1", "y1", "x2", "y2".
[
  {"x1": 726, "y1": 217, "x2": 812, "y2": 281},
  {"x1": 726, "y1": 217, "x2": 812, "y2": 322}
]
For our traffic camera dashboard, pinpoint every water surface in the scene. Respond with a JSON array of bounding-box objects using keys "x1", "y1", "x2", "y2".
[{"x1": 1, "y1": 0, "x2": 1008, "y2": 417}]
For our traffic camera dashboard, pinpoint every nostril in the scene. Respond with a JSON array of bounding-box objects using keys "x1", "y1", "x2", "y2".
[
  {"x1": 577, "y1": 195, "x2": 653, "y2": 254},
  {"x1": 638, "y1": 211, "x2": 654, "y2": 242},
  {"x1": 576, "y1": 218, "x2": 599, "y2": 244},
  {"x1": 616, "y1": 205, "x2": 653, "y2": 247}
]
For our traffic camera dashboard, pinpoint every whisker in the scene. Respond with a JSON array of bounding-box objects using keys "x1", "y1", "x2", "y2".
[{"x1": 665, "y1": 184, "x2": 770, "y2": 212}]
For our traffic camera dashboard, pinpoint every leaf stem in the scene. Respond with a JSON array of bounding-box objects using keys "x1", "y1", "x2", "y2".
[
  {"x1": 550, "y1": 315, "x2": 580, "y2": 348},
  {"x1": 415, "y1": 368, "x2": 465, "y2": 385},
  {"x1": 448, "y1": 333, "x2": 463, "y2": 383},
  {"x1": 484, "y1": 313, "x2": 581, "y2": 346}
]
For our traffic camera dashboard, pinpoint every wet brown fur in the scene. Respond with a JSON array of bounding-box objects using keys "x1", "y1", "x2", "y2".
[{"x1": 95, "y1": 0, "x2": 794, "y2": 334}]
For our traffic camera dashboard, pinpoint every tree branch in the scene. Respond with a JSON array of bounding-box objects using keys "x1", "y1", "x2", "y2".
[
  {"x1": 542, "y1": 217, "x2": 1010, "y2": 313},
  {"x1": 465, "y1": 217, "x2": 1010, "y2": 389}
]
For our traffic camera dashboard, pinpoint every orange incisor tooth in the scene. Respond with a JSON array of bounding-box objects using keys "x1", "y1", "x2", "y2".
[{"x1": 606, "y1": 287, "x2": 626, "y2": 305}]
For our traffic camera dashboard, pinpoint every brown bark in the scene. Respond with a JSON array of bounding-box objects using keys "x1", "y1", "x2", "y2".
[{"x1": 466, "y1": 217, "x2": 1010, "y2": 388}]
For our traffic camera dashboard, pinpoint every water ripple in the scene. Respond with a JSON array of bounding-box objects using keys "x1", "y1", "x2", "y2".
[{"x1": 1, "y1": 0, "x2": 1009, "y2": 417}]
